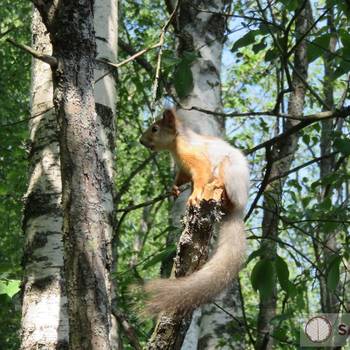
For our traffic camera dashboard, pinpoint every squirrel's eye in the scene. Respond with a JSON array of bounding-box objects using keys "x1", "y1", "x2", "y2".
[{"x1": 151, "y1": 125, "x2": 159, "y2": 133}]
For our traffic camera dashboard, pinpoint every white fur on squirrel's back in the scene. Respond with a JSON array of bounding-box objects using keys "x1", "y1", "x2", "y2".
[
  {"x1": 192, "y1": 132, "x2": 250, "y2": 212},
  {"x1": 144, "y1": 213, "x2": 246, "y2": 314}
]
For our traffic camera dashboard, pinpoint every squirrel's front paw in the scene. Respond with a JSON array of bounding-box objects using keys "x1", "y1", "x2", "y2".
[
  {"x1": 187, "y1": 190, "x2": 203, "y2": 206},
  {"x1": 171, "y1": 185, "x2": 181, "y2": 197}
]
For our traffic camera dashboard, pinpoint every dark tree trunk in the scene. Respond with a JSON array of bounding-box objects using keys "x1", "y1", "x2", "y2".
[
  {"x1": 33, "y1": 1, "x2": 115, "y2": 349},
  {"x1": 318, "y1": 1, "x2": 338, "y2": 316},
  {"x1": 255, "y1": 2, "x2": 312, "y2": 349}
]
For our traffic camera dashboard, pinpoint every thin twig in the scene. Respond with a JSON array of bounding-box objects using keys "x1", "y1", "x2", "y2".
[
  {"x1": 287, "y1": 60, "x2": 330, "y2": 109},
  {"x1": 118, "y1": 39, "x2": 154, "y2": 75},
  {"x1": 237, "y1": 277, "x2": 256, "y2": 346},
  {"x1": 246, "y1": 107, "x2": 350, "y2": 155},
  {"x1": 112, "y1": 308, "x2": 142, "y2": 350},
  {"x1": 184, "y1": 105, "x2": 305, "y2": 120},
  {"x1": 115, "y1": 153, "x2": 156, "y2": 203},
  {"x1": 96, "y1": 42, "x2": 161, "y2": 70},
  {"x1": 213, "y1": 302, "x2": 298, "y2": 346},
  {"x1": 151, "y1": 0, "x2": 181, "y2": 113},
  {"x1": 287, "y1": 6, "x2": 331, "y2": 59},
  {"x1": 116, "y1": 193, "x2": 171, "y2": 213},
  {"x1": 1, "y1": 106, "x2": 55, "y2": 128},
  {"x1": 268, "y1": 151, "x2": 338, "y2": 183},
  {"x1": 6, "y1": 37, "x2": 57, "y2": 67},
  {"x1": 244, "y1": 146, "x2": 273, "y2": 221}
]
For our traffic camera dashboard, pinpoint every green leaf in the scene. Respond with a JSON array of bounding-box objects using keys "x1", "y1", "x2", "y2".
[
  {"x1": 0, "y1": 279, "x2": 20, "y2": 297},
  {"x1": 340, "y1": 29, "x2": 350, "y2": 55},
  {"x1": 264, "y1": 48, "x2": 278, "y2": 62},
  {"x1": 320, "y1": 197, "x2": 332, "y2": 211},
  {"x1": 334, "y1": 138, "x2": 350, "y2": 156},
  {"x1": 323, "y1": 221, "x2": 338, "y2": 233},
  {"x1": 251, "y1": 259, "x2": 274, "y2": 300},
  {"x1": 307, "y1": 34, "x2": 330, "y2": 63},
  {"x1": 302, "y1": 134, "x2": 310, "y2": 145},
  {"x1": 142, "y1": 245, "x2": 176, "y2": 269},
  {"x1": 326, "y1": 255, "x2": 342, "y2": 291},
  {"x1": 231, "y1": 30, "x2": 261, "y2": 52},
  {"x1": 270, "y1": 313, "x2": 290, "y2": 325},
  {"x1": 333, "y1": 59, "x2": 350, "y2": 80},
  {"x1": 276, "y1": 256, "x2": 291, "y2": 293},
  {"x1": 245, "y1": 247, "x2": 266, "y2": 266},
  {"x1": 173, "y1": 52, "x2": 197, "y2": 99},
  {"x1": 279, "y1": 0, "x2": 299, "y2": 11},
  {"x1": 252, "y1": 37, "x2": 267, "y2": 54},
  {"x1": 296, "y1": 289, "x2": 305, "y2": 309},
  {"x1": 0, "y1": 263, "x2": 14, "y2": 274}
]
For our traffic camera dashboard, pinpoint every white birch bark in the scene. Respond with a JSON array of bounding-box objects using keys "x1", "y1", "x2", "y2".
[
  {"x1": 162, "y1": 1, "x2": 246, "y2": 348},
  {"x1": 197, "y1": 280, "x2": 245, "y2": 349},
  {"x1": 174, "y1": 1, "x2": 225, "y2": 137},
  {"x1": 20, "y1": 8, "x2": 69, "y2": 349},
  {"x1": 94, "y1": 0, "x2": 119, "y2": 347}
]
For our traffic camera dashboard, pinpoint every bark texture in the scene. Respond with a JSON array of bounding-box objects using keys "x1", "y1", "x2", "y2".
[
  {"x1": 33, "y1": 1, "x2": 115, "y2": 348},
  {"x1": 20, "y1": 9, "x2": 69, "y2": 350},
  {"x1": 94, "y1": 0, "x2": 119, "y2": 347},
  {"x1": 147, "y1": 195, "x2": 225, "y2": 350},
  {"x1": 176, "y1": 1, "x2": 245, "y2": 348},
  {"x1": 197, "y1": 280, "x2": 245, "y2": 349},
  {"x1": 255, "y1": 3, "x2": 312, "y2": 349},
  {"x1": 172, "y1": 0, "x2": 227, "y2": 136},
  {"x1": 318, "y1": 2, "x2": 338, "y2": 315}
]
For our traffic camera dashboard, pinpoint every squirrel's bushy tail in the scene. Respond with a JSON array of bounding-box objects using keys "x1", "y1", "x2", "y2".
[{"x1": 144, "y1": 212, "x2": 246, "y2": 314}]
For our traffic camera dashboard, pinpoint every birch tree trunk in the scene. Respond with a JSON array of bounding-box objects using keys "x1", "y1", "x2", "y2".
[
  {"x1": 255, "y1": 3, "x2": 312, "y2": 349},
  {"x1": 20, "y1": 9, "x2": 69, "y2": 349},
  {"x1": 94, "y1": 0, "x2": 119, "y2": 346},
  {"x1": 32, "y1": 1, "x2": 116, "y2": 348},
  {"x1": 318, "y1": 2, "x2": 338, "y2": 315},
  {"x1": 173, "y1": 0, "x2": 224, "y2": 137},
  {"x1": 176, "y1": 1, "x2": 243, "y2": 347},
  {"x1": 196, "y1": 280, "x2": 245, "y2": 349},
  {"x1": 148, "y1": 1, "x2": 243, "y2": 349}
]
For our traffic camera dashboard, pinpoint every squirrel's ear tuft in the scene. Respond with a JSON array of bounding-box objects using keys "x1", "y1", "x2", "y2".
[{"x1": 162, "y1": 109, "x2": 176, "y2": 129}]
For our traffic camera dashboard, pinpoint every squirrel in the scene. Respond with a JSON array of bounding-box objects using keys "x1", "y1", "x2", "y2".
[{"x1": 139, "y1": 108, "x2": 249, "y2": 314}]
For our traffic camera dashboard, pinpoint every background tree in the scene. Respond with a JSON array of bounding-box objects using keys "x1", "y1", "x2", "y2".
[{"x1": 255, "y1": 2, "x2": 312, "y2": 348}]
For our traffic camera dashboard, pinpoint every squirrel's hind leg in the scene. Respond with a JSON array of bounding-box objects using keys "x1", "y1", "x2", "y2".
[{"x1": 187, "y1": 158, "x2": 212, "y2": 206}]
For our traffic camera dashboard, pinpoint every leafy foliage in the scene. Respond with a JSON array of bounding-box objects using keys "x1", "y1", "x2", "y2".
[{"x1": 0, "y1": 0, "x2": 30, "y2": 348}]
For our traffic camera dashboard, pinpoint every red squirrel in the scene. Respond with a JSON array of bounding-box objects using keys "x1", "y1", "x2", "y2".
[{"x1": 140, "y1": 109, "x2": 249, "y2": 314}]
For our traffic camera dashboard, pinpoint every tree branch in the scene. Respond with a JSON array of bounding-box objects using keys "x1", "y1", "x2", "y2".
[
  {"x1": 246, "y1": 107, "x2": 350, "y2": 155},
  {"x1": 6, "y1": 37, "x2": 57, "y2": 67},
  {"x1": 115, "y1": 153, "x2": 156, "y2": 203},
  {"x1": 150, "y1": 0, "x2": 181, "y2": 112},
  {"x1": 118, "y1": 39, "x2": 154, "y2": 74},
  {"x1": 112, "y1": 308, "x2": 142, "y2": 350},
  {"x1": 184, "y1": 105, "x2": 305, "y2": 120},
  {"x1": 96, "y1": 42, "x2": 161, "y2": 70},
  {"x1": 244, "y1": 146, "x2": 273, "y2": 221},
  {"x1": 146, "y1": 191, "x2": 225, "y2": 349}
]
